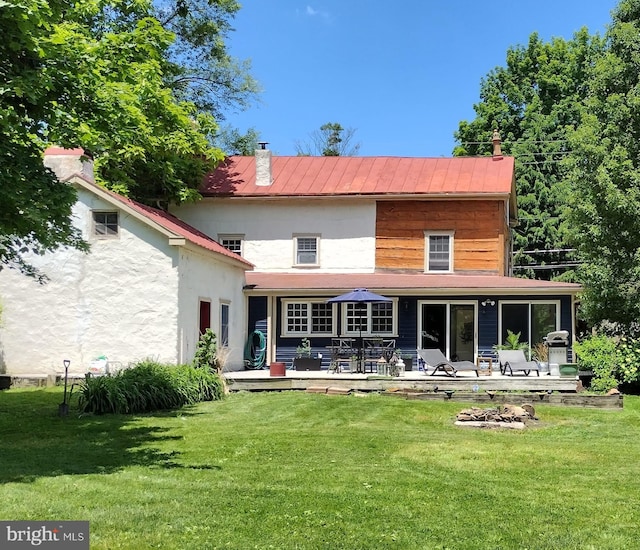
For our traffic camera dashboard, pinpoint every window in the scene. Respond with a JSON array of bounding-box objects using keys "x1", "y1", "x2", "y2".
[
  {"x1": 93, "y1": 211, "x2": 118, "y2": 237},
  {"x1": 425, "y1": 232, "x2": 453, "y2": 272},
  {"x1": 500, "y1": 301, "x2": 559, "y2": 349},
  {"x1": 294, "y1": 236, "x2": 319, "y2": 266},
  {"x1": 219, "y1": 235, "x2": 243, "y2": 255},
  {"x1": 283, "y1": 300, "x2": 333, "y2": 336},
  {"x1": 220, "y1": 303, "x2": 230, "y2": 346},
  {"x1": 344, "y1": 301, "x2": 396, "y2": 336}
]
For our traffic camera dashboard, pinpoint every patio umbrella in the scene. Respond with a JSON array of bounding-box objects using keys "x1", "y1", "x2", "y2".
[{"x1": 327, "y1": 289, "x2": 392, "y2": 372}]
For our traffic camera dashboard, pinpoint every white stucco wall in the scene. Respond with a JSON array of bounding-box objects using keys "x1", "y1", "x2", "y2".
[
  {"x1": 0, "y1": 187, "x2": 181, "y2": 376},
  {"x1": 172, "y1": 199, "x2": 377, "y2": 272},
  {"x1": 177, "y1": 247, "x2": 247, "y2": 371}
]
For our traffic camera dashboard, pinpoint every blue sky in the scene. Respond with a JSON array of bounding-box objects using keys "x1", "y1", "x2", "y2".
[{"x1": 226, "y1": 1, "x2": 619, "y2": 157}]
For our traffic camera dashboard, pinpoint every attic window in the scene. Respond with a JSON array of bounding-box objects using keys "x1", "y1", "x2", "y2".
[{"x1": 93, "y1": 211, "x2": 118, "y2": 237}]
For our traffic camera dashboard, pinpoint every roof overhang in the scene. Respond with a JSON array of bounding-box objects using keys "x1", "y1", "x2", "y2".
[{"x1": 244, "y1": 272, "x2": 581, "y2": 296}]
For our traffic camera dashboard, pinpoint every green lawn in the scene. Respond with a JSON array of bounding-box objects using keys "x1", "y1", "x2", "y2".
[{"x1": 1, "y1": 388, "x2": 639, "y2": 549}]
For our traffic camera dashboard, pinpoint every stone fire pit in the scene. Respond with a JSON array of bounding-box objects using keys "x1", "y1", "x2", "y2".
[{"x1": 455, "y1": 403, "x2": 538, "y2": 430}]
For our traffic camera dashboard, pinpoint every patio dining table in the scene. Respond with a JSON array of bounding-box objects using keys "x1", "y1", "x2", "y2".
[{"x1": 327, "y1": 337, "x2": 396, "y2": 373}]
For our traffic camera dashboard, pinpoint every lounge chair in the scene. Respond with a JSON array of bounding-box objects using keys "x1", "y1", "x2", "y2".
[
  {"x1": 417, "y1": 348, "x2": 480, "y2": 377},
  {"x1": 496, "y1": 350, "x2": 540, "y2": 376}
]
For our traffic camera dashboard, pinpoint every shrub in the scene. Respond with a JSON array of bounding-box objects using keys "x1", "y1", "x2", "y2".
[
  {"x1": 193, "y1": 329, "x2": 230, "y2": 375},
  {"x1": 617, "y1": 336, "x2": 640, "y2": 385},
  {"x1": 573, "y1": 334, "x2": 619, "y2": 392},
  {"x1": 494, "y1": 330, "x2": 530, "y2": 359},
  {"x1": 78, "y1": 360, "x2": 224, "y2": 414}
]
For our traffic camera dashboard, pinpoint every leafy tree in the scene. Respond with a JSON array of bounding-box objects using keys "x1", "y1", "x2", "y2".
[
  {"x1": 295, "y1": 122, "x2": 361, "y2": 156},
  {"x1": 214, "y1": 126, "x2": 261, "y2": 155},
  {"x1": 0, "y1": 0, "x2": 87, "y2": 280},
  {"x1": 454, "y1": 31, "x2": 605, "y2": 280},
  {"x1": 566, "y1": 0, "x2": 640, "y2": 327},
  {"x1": 0, "y1": 0, "x2": 257, "y2": 278},
  {"x1": 154, "y1": 0, "x2": 260, "y2": 121}
]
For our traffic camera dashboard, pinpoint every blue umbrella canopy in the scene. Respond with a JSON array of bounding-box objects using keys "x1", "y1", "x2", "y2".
[{"x1": 327, "y1": 288, "x2": 392, "y2": 303}]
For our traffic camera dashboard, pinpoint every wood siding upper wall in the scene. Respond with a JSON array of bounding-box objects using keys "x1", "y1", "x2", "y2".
[{"x1": 376, "y1": 200, "x2": 508, "y2": 274}]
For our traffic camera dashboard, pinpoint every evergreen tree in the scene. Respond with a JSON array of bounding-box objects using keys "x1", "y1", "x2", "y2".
[{"x1": 455, "y1": 31, "x2": 605, "y2": 280}]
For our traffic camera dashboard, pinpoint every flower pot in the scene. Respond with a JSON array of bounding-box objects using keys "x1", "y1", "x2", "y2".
[{"x1": 269, "y1": 362, "x2": 286, "y2": 377}]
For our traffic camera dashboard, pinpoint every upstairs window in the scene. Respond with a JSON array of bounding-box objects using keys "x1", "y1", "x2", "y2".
[
  {"x1": 93, "y1": 211, "x2": 118, "y2": 237},
  {"x1": 294, "y1": 236, "x2": 319, "y2": 266},
  {"x1": 219, "y1": 235, "x2": 243, "y2": 255},
  {"x1": 425, "y1": 232, "x2": 453, "y2": 272}
]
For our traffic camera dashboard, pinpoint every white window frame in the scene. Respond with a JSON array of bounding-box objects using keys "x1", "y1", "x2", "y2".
[
  {"x1": 339, "y1": 299, "x2": 399, "y2": 338},
  {"x1": 218, "y1": 234, "x2": 244, "y2": 255},
  {"x1": 92, "y1": 211, "x2": 119, "y2": 238},
  {"x1": 424, "y1": 231, "x2": 454, "y2": 273},
  {"x1": 282, "y1": 299, "x2": 335, "y2": 336},
  {"x1": 293, "y1": 234, "x2": 320, "y2": 267},
  {"x1": 219, "y1": 301, "x2": 230, "y2": 347},
  {"x1": 417, "y1": 300, "x2": 477, "y2": 361}
]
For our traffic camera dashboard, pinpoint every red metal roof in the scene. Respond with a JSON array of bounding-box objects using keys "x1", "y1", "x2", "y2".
[
  {"x1": 202, "y1": 155, "x2": 515, "y2": 197},
  {"x1": 245, "y1": 272, "x2": 580, "y2": 294},
  {"x1": 73, "y1": 177, "x2": 253, "y2": 268},
  {"x1": 116, "y1": 196, "x2": 254, "y2": 267}
]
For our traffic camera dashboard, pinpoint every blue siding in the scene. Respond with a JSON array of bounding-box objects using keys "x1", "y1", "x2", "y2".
[{"x1": 247, "y1": 294, "x2": 576, "y2": 369}]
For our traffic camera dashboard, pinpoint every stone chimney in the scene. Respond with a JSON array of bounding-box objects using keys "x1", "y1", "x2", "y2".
[
  {"x1": 255, "y1": 142, "x2": 272, "y2": 186},
  {"x1": 44, "y1": 147, "x2": 95, "y2": 182},
  {"x1": 492, "y1": 129, "x2": 503, "y2": 158}
]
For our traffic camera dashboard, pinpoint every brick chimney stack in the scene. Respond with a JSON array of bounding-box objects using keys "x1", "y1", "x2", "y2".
[
  {"x1": 255, "y1": 142, "x2": 272, "y2": 186},
  {"x1": 492, "y1": 129, "x2": 503, "y2": 158}
]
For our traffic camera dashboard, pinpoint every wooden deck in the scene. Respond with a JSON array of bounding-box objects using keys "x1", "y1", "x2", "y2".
[{"x1": 225, "y1": 368, "x2": 579, "y2": 393}]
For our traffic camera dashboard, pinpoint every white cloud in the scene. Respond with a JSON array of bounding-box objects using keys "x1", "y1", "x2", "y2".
[{"x1": 306, "y1": 5, "x2": 329, "y2": 19}]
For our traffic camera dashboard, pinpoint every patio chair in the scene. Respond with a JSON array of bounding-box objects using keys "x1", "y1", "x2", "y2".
[
  {"x1": 496, "y1": 350, "x2": 541, "y2": 376},
  {"x1": 417, "y1": 348, "x2": 480, "y2": 377}
]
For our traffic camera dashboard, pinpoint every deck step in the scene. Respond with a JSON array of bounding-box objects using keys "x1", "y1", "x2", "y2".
[
  {"x1": 306, "y1": 386, "x2": 328, "y2": 394},
  {"x1": 326, "y1": 386, "x2": 352, "y2": 395}
]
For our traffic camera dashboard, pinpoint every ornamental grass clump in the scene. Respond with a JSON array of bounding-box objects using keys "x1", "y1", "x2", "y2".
[{"x1": 78, "y1": 360, "x2": 223, "y2": 414}]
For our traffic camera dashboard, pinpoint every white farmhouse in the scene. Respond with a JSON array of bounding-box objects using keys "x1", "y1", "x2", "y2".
[{"x1": 0, "y1": 149, "x2": 252, "y2": 377}]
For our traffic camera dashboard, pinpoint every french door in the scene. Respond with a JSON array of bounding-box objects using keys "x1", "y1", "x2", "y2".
[{"x1": 419, "y1": 302, "x2": 476, "y2": 362}]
